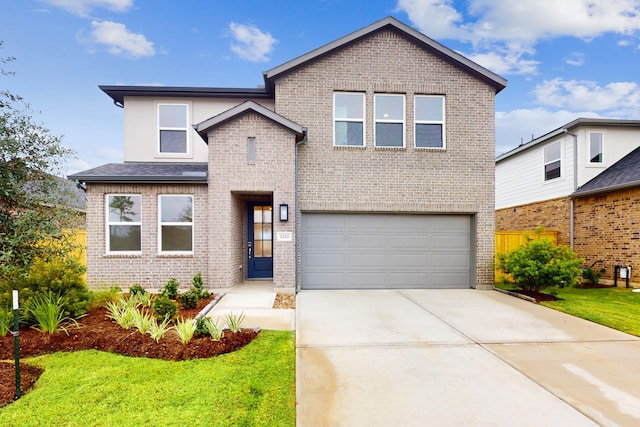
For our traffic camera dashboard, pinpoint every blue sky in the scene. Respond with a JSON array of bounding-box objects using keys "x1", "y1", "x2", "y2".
[{"x1": 3, "y1": 0, "x2": 640, "y2": 175}]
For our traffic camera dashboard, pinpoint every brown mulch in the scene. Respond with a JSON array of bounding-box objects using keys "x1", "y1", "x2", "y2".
[
  {"x1": 0, "y1": 296, "x2": 261, "y2": 408},
  {"x1": 504, "y1": 289, "x2": 561, "y2": 302},
  {"x1": 273, "y1": 293, "x2": 296, "y2": 309}
]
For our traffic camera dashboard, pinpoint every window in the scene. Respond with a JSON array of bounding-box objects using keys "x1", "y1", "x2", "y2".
[
  {"x1": 375, "y1": 94, "x2": 405, "y2": 147},
  {"x1": 415, "y1": 95, "x2": 445, "y2": 148},
  {"x1": 158, "y1": 104, "x2": 188, "y2": 154},
  {"x1": 159, "y1": 195, "x2": 193, "y2": 253},
  {"x1": 589, "y1": 132, "x2": 603, "y2": 163},
  {"x1": 544, "y1": 141, "x2": 561, "y2": 181},
  {"x1": 107, "y1": 195, "x2": 141, "y2": 253},
  {"x1": 334, "y1": 93, "x2": 365, "y2": 146}
]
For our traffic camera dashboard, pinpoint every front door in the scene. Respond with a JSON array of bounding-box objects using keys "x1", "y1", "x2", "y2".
[{"x1": 248, "y1": 203, "x2": 273, "y2": 279}]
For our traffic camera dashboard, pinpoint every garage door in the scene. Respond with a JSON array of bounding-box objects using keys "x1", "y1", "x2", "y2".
[{"x1": 301, "y1": 213, "x2": 472, "y2": 289}]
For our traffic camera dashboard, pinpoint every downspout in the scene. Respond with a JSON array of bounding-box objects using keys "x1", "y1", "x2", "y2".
[
  {"x1": 565, "y1": 130, "x2": 578, "y2": 249},
  {"x1": 294, "y1": 129, "x2": 308, "y2": 294}
]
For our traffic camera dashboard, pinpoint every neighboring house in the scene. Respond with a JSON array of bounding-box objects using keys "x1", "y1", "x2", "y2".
[
  {"x1": 69, "y1": 16, "x2": 506, "y2": 292},
  {"x1": 495, "y1": 118, "x2": 640, "y2": 286}
]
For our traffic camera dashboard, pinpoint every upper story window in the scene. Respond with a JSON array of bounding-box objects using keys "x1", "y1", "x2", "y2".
[
  {"x1": 589, "y1": 132, "x2": 603, "y2": 164},
  {"x1": 106, "y1": 195, "x2": 142, "y2": 253},
  {"x1": 334, "y1": 93, "x2": 365, "y2": 146},
  {"x1": 544, "y1": 141, "x2": 561, "y2": 181},
  {"x1": 159, "y1": 195, "x2": 193, "y2": 253},
  {"x1": 374, "y1": 94, "x2": 405, "y2": 147},
  {"x1": 158, "y1": 104, "x2": 188, "y2": 154},
  {"x1": 415, "y1": 95, "x2": 445, "y2": 148}
]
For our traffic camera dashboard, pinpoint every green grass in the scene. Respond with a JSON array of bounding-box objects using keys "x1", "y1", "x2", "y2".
[
  {"x1": 0, "y1": 330, "x2": 295, "y2": 426},
  {"x1": 497, "y1": 283, "x2": 640, "y2": 337}
]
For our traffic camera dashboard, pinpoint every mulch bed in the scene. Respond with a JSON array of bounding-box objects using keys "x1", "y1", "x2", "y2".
[
  {"x1": 500, "y1": 288, "x2": 561, "y2": 302},
  {"x1": 0, "y1": 296, "x2": 262, "y2": 408}
]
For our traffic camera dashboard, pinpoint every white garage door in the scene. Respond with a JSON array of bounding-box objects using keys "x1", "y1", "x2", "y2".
[{"x1": 301, "y1": 213, "x2": 472, "y2": 289}]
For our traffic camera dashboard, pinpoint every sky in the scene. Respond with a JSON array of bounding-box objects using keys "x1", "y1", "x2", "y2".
[{"x1": 3, "y1": 0, "x2": 640, "y2": 176}]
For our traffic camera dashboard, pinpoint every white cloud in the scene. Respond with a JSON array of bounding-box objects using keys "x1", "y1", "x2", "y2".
[
  {"x1": 534, "y1": 78, "x2": 640, "y2": 114},
  {"x1": 88, "y1": 20, "x2": 155, "y2": 58},
  {"x1": 397, "y1": 0, "x2": 640, "y2": 75},
  {"x1": 564, "y1": 52, "x2": 585, "y2": 67},
  {"x1": 228, "y1": 22, "x2": 277, "y2": 62},
  {"x1": 40, "y1": 0, "x2": 132, "y2": 17}
]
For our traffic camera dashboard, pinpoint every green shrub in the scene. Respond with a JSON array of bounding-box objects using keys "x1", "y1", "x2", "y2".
[
  {"x1": 106, "y1": 299, "x2": 136, "y2": 329},
  {"x1": 152, "y1": 295, "x2": 178, "y2": 322},
  {"x1": 177, "y1": 289, "x2": 199, "y2": 310},
  {"x1": 148, "y1": 318, "x2": 172, "y2": 343},
  {"x1": 0, "y1": 309, "x2": 12, "y2": 337},
  {"x1": 497, "y1": 233, "x2": 583, "y2": 293},
  {"x1": 224, "y1": 311, "x2": 246, "y2": 333},
  {"x1": 175, "y1": 317, "x2": 197, "y2": 344},
  {"x1": 202, "y1": 317, "x2": 223, "y2": 341},
  {"x1": 581, "y1": 265, "x2": 606, "y2": 285},
  {"x1": 160, "y1": 278, "x2": 179, "y2": 299},
  {"x1": 130, "y1": 290, "x2": 152, "y2": 308},
  {"x1": 27, "y1": 292, "x2": 80, "y2": 334},
  {"x1": 191, "y1": 272, "x2": 210, "y2": 299},
  {"x1": 131, "y1": 309, "x2": 155, "y2": 335},
  {"x1": 129, "y1": 284, "x2": 146, "y2": 296},
  {"x1": 88, "y1": 287, "x2": 122, "y2": 310}
]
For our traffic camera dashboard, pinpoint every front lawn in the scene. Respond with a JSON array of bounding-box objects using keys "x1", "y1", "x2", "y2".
[
  {"x1": 0, "y1": 330, "x2": 295, "y2": 426},
  {"x1": 497, "y1": 284, "x2": 640, "y2": 337}
]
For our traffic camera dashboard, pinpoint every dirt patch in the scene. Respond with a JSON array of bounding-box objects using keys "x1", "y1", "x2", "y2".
[{"x1": 0, "y1": 297, "x2": 258, "y2": 408}]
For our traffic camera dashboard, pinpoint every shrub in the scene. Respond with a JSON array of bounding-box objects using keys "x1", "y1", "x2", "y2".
[
  {"x1": 191, "y1": 272, "x2": 210, "y2": 299},
  {"x1": 201, "y1": 317, "x2": 223, "y2": 341},
  {"x1": 131, "y1": 309, "x2": 154, "y2": 335},
  {"x1": 177, "y1": 289, "x2": 199, "y2": 310},
  {"x1": 129, "y1": 284, "x2": 146, "y2": 296},
  {"x1": 582, "y1": 265, "x2": 606, "y2": 285},
  {"x1": 106, "y1": 299, "x2": 136, "y2": 329},
  {"x1": 224, "y1": 311, "x2": 246, "y2": 333},
  {"x1": 497, "y1": 234, "x2": 583, "y2": 293},
  {"x1": 175, "y1": 317, "x2": 197, "y2": 344},
  {"x1": 0, "y1": 309, "x2": 12, "y2": 337},
  {"x1": 27, "y1": 292, "x2": 80, "y2": 334},
  {"x1": 148, "y1": 318, "x2": 172, "y2": 343},
  {"x1": 160, "y1": 278, "x2": 179, "y2": 299},
  {"x1": 152, "y1": 295, "x2": 178, "y2": 322},
  {"x1": 88, "y1": 287, "x2": 121, "y2": 310},
  {"x1": 130, "y1": 290, "x2": 152, "y2": 308}
]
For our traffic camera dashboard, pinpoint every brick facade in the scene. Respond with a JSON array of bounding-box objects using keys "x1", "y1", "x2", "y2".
[
  {"x1": 495, "y1": 197, "x2": 571, "y2": 246},
  {"x1": 275, "y1": 30, "x2": 497, "y2": 289}
]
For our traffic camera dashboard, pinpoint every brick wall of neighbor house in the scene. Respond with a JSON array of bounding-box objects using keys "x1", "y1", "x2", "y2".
[
  {"x1": 495, "y1": 197, "x2": 571, "y2": 246},
  {"x1": 574, "y1": 188, "x2": 640, "y2": 287},
  {"x1": 274, "y1": 29, "x2": 497, "y2": 288},
  {"x1": 85, "y1": 184, "x2": 209, "y2": 289},
  {"x1": 208, "y1": 112, "x2": 296, "y2": 289}
]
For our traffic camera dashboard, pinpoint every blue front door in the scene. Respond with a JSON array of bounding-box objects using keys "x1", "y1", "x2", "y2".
[{"x1": 248, "y1": 203, "x2": 273, "y2": 279}]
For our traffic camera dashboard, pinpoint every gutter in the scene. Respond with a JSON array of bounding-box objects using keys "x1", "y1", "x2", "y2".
[{"x1": 294, "y1": 129, "x2": 308, "y2": 294}]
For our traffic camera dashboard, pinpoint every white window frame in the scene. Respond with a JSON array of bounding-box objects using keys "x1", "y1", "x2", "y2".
[
  {"x1": 157, "y1": 103, "x2": 190, "y2": 156},
  {"x1": 333, "y1": 92, "x2": 366, "y2": 147},
  {"x1": 414, "y1": 95, "x2": 446, "y2": 149},
  {"x1": 105, "y1": 194, "x2": 142, "y2": 254},
  {"x1": 374, "y1": 94, "x2": 405, "y2": 148},
  {"x1": 588, "y1": 132, "x2": 604, "y2": 165},
  {"x1": 544, "y1": 141, "x2": 562, "y2": 181},
  {"x1": 158, "y1": 194, "x2": 194, "y2": 254}
]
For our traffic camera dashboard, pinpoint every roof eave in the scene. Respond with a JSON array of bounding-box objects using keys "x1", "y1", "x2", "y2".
[
  {"x1": 100, "y1": 85, "x2": 273, "y2": 106},
  {"x1": 572, "y1": 180, "x2": 640, "y2": 198},
  {"x1": 69, "y1": 175, "x2": 208, "y2": 184}
]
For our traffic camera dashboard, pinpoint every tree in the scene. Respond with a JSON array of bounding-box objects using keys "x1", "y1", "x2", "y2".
[
  {"x1": 0, "y1": 43, "x2": 78, "y2": 284},
  {"x1": 497, "y1": 230, "x2": 583, "y2": 293}
]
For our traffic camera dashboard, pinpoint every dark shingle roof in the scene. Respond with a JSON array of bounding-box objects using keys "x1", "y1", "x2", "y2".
[
  {"x1": 573, "y1": 147, "x2": 640, "y2": 197},
  {"x1": 68, "y1": 162, "x2": 208, "y2": 184}
]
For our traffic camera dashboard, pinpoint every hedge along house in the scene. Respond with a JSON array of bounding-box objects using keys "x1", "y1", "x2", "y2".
[{"x1": 69, "y1": 17, "x2": 506, "y2": 292}]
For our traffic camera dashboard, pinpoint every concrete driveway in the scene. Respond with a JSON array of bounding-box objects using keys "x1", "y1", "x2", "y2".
[{"x1": 296, "y1": 289, "x2": 640, "y2": 427}]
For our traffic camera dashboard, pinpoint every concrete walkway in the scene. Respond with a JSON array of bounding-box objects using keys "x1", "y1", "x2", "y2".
[
  {"x1": 296, "y1": 289, "x2": 640, "y2": 427},
  {"x1": 205, "y1": 281, "x2": 295, "y2": 330}
]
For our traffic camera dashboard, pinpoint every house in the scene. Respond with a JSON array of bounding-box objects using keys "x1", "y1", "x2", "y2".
[
  {"x1": 69, "y1": 16, "x2": 506, "y2": 292},
  {"x1": 495, "y1": 118, "x2": 640, "y2": 286}
]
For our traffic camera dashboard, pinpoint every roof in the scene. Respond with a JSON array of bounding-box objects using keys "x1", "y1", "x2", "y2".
[
  {"x1": 100, "y1": 16, "x2": 506, "y2": 107},
  {"x1": 195, "y1": 101, "x2": 306, "y2": 142},
  {"x1": 572, "y1": 146, "x2": 640, "y2": 198},
  {"x1": 100, "y1": 86, "x2": 271, "y2": 107},
  {"x1": 263, "y1": 16, "x2": 507, "y2": 94},
  {"x1": 68, "y1": 162, "x2": 208, "y2": 184},
  {"x1": 496, "y1": 118, "x2": 640, "y2": 163}
]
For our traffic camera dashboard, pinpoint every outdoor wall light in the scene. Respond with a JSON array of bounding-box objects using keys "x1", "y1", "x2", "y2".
[{"x1": 279, "y1": 204, "x2": 289, "y2": 221}]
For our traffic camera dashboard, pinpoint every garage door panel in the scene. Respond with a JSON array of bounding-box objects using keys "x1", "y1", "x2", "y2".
[{"x1": 302, "y1": 213, "x2": 472, "y2": 290}]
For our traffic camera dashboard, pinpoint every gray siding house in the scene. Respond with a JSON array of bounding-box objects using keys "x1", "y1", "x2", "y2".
[{"x1": 70, "y1": 17, "x2": 506, "y2": 292}]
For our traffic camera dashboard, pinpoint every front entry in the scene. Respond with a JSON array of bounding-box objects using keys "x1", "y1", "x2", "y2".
[{"x1": 248, "y1": 203, "x2": 273, "y2": 279}]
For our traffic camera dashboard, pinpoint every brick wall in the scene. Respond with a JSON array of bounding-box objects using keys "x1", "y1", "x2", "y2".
[
  {"x1": 574, "y1": 188, "x2": 640, "y2": 286},
  {"x1": 495, "y1": 197, "x2": 571, "y2": 246},
  {"x1": 85, "y1": 184, "x2": 209, "y2": 290},
  {"x1": 274, "y1": 29, "x2": 497, "y2": 288}
]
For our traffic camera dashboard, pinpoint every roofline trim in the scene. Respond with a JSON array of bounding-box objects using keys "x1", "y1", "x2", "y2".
[
  {"x1": 572, "y1": 180, "x2": 640, "y2": 198},
  {"x1": 99, "y1": 85, "x2": 272, "y2": 106},
  {"x1": 69, "y1": 175, "x2": 208, "y2": 184}
]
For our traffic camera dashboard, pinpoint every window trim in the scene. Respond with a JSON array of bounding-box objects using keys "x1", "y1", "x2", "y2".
[
  {"x1": 588, "y1": 131, "x2": 604, "y2": 165},
  {"x1": 157, "y1": 103, "x2": 190, "y2": 156},
  {"x1": 414, "y1": 95, "x2": 446, "y2": 149},
  {"x1": 544, "y1": 141, "x2": 562, "y2": 181},
  {"x1": 105, "y1": 194, "x2": 142, "y2": 254},
  {"x1": 158, "y1": 194, "x2": 194, "y2": 255},
  {"x1": 374, "y1": 93, "x2": 406, "y2": 148},
  {"x1": 333, "y1": 92, "x2": 366, "y2": 147}
]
